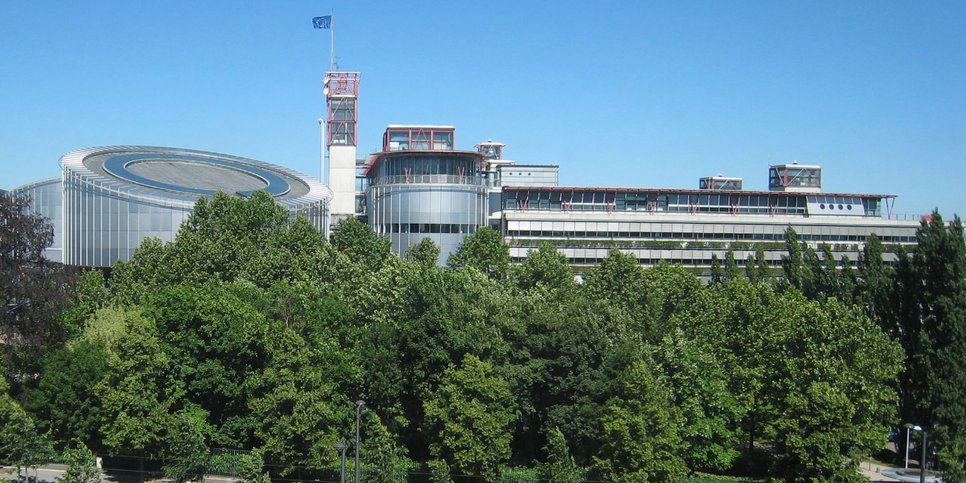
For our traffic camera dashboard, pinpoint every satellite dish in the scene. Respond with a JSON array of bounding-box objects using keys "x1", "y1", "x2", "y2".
[{"x1": 323, "y1": 86, "x2": 329, "y2": 96}]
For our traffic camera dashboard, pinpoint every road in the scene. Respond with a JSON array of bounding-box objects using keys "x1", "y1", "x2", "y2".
[{"x1": 1, "y1": 465, "x2": 238, "y2": 483}]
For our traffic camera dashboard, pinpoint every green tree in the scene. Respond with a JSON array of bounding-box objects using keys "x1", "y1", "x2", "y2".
[
  {"x1": 709, "y1": 254, "x2": 724, "y2": 285},
  {"x1": 28, "y1": 339, "x2": 110, "y2": 448},
  {"x1": 782, "y1": 227, "x2": 806, "y2": 289},
  {"x1": 427, "y1": 459, "x2": 452, "y2": 483},
  {"x1": 903, "y1": 212, "x2": 966, "y2": 480},
  {"x1": 237, "y1": 450, "x2": 271, "y2": 483},
  {"x1": 405, "y1": 237, "x2": 442, "y2": 267},
  {"x1": 583, "y1": 248, "x2": 648, "y2": 323},
  {"x1": 423, "y1": 354, "x2": 517, "y2": 481},
  {"x1": 162, "y1": 407, "x2": 212, "y2": 483},
  {"x1": 0, "y1": 371, "x2": 54, "y2": 477},
  {"x1": 539, "y1": 426, "x2": 581, "y2": 483},
  {"x1": 652, "y1": 329, "x2": 741, "y2": 472},
  {"x1": 362, "y1": 411, "x2": 409, "y2": 483},
  {"x1": 593, "y1": 359, "x2": 687, "y2": 482},
  {"x1": 447, "y1": 227, "x2": 510, "y2": 280},
  {"x1": 514, "y1": 242, "x2": 574, "y2": 294},
  {"x1": 57, "y1": 441, "x2": 101, "y2": 483},
  {"x1": 97, "y1": 310, "x2": 183, "y2": 459},
  {"x1": 745, "y1": 246, "x2": 770, "y2": 284},
  {"x1": 767, "y1": 296, "x2": 903, "y2": 480},
  {"x1": 248, "y1": 325, "x2": 348, "y2": 474},
  {"x1": 330, "y1": 216, "x2": 391, "y2": 272},
  {"x1": 857, "y1": 234, "x2": 893, "y2": 328},
  {"x1": 724, "y1": 249, "x2": 741, "y2": 283}
]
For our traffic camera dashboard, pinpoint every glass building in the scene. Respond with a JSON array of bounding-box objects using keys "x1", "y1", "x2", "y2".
[
  {"x1": 11, "y1": 177, "x2": 63, "y2": 263},
  {"x1": 364, "y1": 127, "x2": 488, "y2": 263},
  {"x1": 15, "y1": 146, "x2": 330, "y2": 267}
]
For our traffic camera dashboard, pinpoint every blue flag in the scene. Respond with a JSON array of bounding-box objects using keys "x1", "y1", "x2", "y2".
[{"x1": 312, "y1": 15, "x2": 332, "y2": 29}]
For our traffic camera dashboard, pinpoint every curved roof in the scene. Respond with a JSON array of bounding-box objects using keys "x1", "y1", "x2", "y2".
[{"x1": 60, "y1": 146, "x2": 330, "y2": 208}]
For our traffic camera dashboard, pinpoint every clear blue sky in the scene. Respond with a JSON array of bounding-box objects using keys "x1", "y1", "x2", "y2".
[{"x1": 2, "y1": 1, "x2": 964, "y2": 217}]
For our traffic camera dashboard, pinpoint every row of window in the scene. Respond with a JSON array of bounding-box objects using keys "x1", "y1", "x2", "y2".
[
  {"x1": 504, "y1": 230, "x2": 917, "y2": 244},
  {"x1": 511, "y1": 256, "x2": 758, "y2": 267},
  {"x1": 371, "y1": 155, "x2": 479, "y2": 179},
  {"x1": 376, "y1": 223, "x2": 480, "y2": 235}
]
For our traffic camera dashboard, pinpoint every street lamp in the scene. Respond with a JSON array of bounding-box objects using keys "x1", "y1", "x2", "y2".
[
  {"x1": 334, "y1": 440, "x2": 347, "y2": 483},
  {"x1": 903, "y1": 423, "x2": 921, "y2": 469},
  {"x1": 355, "y1": 400, "x2": 365, "y2": 483}
]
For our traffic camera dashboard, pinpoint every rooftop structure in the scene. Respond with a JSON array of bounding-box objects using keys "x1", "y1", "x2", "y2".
[
  {"x1": 768, "y1": 162, "x2": 821, "y2": 192},
  {"x1": 699, "y1": 175, "x2": 743, "y2": 191}
]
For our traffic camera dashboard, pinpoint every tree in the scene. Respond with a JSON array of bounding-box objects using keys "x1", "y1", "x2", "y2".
[
  {"x1": 857, "y1": 234, "x2": 893, "y2": 328},
  {"x1": 162, "y1": 407, "x2": 212, "y2": 483},
  {"x1": 427, "y1": 459, "x2": 452, "y2": 483},
  {"x1": 248, "y1": 325, "x2": 348, "y2": 474},
  {"x1": 901, "y1": 212, "x2": 966, "y2": 480},
  {"x1": 423, "y1": 354, "x2": 517, "y2": 481},
  {"x1": 652, "y1": 329, "x2": 741, "y2": 472},
  {"x1": 724, "y1": 249, "x2": 740, "y2": 283},
  {"x1": 98, "y1": 310, "x2": 183, "y2": 459},
  {"x1": 236, "y1": 450, "x2": 271, "y2": 483},
  {"x1": 539, "y1": 426, "x2": 581, "y2": 483},
  {"x1": 583, "y1": 248, "x2": 648, "y2": 322},
  {"x1": 745, "y1": 246, "x2": 770, "y2": 284},
  {"x1": 28, "y1": 339, "x2": 110, "y2": 448},
  {"x1": 593, "y1": 359, "x2": 687, "y2": 482},
  {"x1": 0, "y1": 193, "x2": 74, "y2": 377},
  {"x1": 781, "y1": 227, "x2": 804, "y2": 286},
  {"x1": 515, "y1": 243, "x2": 574, "y2": 294},
  {"x1": 57, "y1": 441, "x2": 101, "y2": 483},
  {"x1": 0, "y1": 369, "x2": 54, "y2": 477},
  {"x1": 362, "y1": 411, "x2": 409, "y2": 483},
  {"x1": 447, "y1": 227, "x2": 510, "y2": 281},
  {"x1": 330, "y1": 216, "x2": 391, "y2": 272},
  {"x1": 767, "y1": 296, "x2": 903, "y2": 480},
  {"x1": 709, "y1": 254, "x2": 723, "y2": 285},
  {"x1": 405, "y1": 237, "x2": 441, "y2": 267}
]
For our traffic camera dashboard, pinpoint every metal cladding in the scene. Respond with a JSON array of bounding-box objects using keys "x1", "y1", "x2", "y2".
[{"x1": 56, "y1": 145, "x2": 330, "y2": 267}]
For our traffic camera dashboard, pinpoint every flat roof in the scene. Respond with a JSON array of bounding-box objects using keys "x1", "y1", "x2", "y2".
[
  {"x1": 503, "y1": 186, "x2": 896, "y2": 199},
  {"x1": 386, "y1": 125, "x2": 455, "y2": 130}
]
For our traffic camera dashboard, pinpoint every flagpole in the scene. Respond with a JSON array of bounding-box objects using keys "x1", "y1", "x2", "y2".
[{"x1": 330, "y1": 14, "x2": 335, "y2": 71}]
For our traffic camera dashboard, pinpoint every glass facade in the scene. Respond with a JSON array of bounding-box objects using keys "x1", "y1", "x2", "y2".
[
  {"x1": 366, "y1": 151, "x2": 486, "y2": 263},
  {"x1": 51, "y1": 146, "x2": 330, "y2": 267},
  {"x1": 383, "y1": 127, "x2": 455, "y2": 152},
  {"x1": 12, "y1": 178, "x2": 63, "y2": 263},
  {"x1": 501, "y1": 188, "x2": 840, "y2": 216},
  {"x1": 769, "y1": 165, "x2": 822, "y2": 191}
]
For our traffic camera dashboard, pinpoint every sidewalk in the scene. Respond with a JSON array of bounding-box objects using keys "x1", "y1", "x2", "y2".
[{"x1": 858, "y1": 460, "x2": 901, "y2": 482}]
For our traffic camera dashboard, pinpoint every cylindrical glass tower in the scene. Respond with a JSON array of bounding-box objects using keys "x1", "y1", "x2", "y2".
[{"x1": 365, "y1": 150, "x2": 487, "y2": 263}]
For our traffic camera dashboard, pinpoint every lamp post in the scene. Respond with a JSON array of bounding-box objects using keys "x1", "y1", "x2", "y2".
[
  {"x1": 904, "y1": 423, "x2": 921, "y2": 469},
  {"x1": 355, "y1": 400, "x2": 365, "y2": 483},
  {"x1": 334, "y1": 440, "x2": 347, "y2": 483}
]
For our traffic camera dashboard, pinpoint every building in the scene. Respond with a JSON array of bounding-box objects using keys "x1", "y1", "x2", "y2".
[
  {"x1": 497, "y1": 164, "x2": 920, "y2": 273},
  {"x1": 13, "y1": 146, "x2": 330, "y2": 267},
  {"x1": 351, "y1": 119, "x2": 921, "y2": 272},
  {"x1": 8, "y1": 68, "x2": 923, "y2": 273},
  {"x1": 363, "y1": 126, "x2": 489, "y2": 261},
  {"x1": 11, "y1": 177, "x2": 63, "y2": 262}
]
